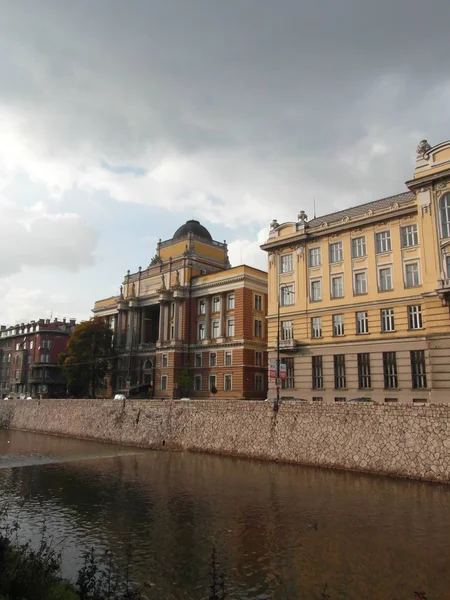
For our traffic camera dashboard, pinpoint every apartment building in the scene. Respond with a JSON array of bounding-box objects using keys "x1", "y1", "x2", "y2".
[
  {"x1": 93, "y1": 220, "x2": 268, "y2": 399},
  {"x1": 261, "y1": 138, "x2": 450, "y2": 404}
]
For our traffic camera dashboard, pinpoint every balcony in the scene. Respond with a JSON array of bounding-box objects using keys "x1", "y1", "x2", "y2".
[
  {"x1": 437, "y1": 278, "x2": 450, "y2": 305},
  {"x1": 279, "y1": 339, "x2": 298, "y2": 351}
]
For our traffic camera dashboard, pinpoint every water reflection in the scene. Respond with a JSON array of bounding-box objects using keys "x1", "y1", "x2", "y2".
[{"x1": 1, "y1": 429, "x2": 450, "y2": 599}]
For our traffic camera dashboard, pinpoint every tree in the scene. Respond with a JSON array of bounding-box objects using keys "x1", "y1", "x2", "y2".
[
  {"x1": 58, "y1": 318, "x2": 113, "y2": 398},
  {"x1": 210, "y1": 384, "x2": 217, "y2": 397},
  {"x1": 176, "y1": 367, "x2": 192, "y2": 398}
]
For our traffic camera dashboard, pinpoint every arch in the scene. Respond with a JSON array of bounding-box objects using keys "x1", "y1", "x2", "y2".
[
  {"x1": 439, "y1": 193, "x2": 450, "y2": 238},
  {"x1": 143, "y1": 359, "x2": 153, "y2": 370}
]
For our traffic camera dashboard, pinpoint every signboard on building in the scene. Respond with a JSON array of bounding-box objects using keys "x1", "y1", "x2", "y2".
[
  {"x1": 280, "y1": 362, "x2": 287, "y2": 380},
  {"x1": 269, "y1": 361, "x2": 277, "y2": 379}
]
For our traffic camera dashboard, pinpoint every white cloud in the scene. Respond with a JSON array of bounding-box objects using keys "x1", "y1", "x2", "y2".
[{"x1": 228, "y1": 228, "x2": 269, "y2": 271}]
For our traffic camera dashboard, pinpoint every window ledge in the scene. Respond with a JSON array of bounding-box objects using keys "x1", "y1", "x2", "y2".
[
  {"x1": 378, "y1": 288, "x2": 394, "y2": 293},
  {"x1": 353, "y1": 292, "x2": 368, "y2": 296},
  {"x1": 380, "y1": 330, "x2": 396, "y2": 334}
]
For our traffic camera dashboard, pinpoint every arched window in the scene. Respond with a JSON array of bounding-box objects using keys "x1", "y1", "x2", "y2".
[
  {"x1": 143, "y1": 359, "x2": 153, "y2": 370},
  {"x1": 440, "y1": 193, "x2": 450, "y2": 238}
]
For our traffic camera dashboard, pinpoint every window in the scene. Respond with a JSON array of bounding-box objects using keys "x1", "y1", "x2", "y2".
[
  {"x1": 199, "y1": 299, "x2": 206, "y2": 315},
  {"x1": 357, "y1": 353, "x2": 371, "y2": 389},
  {"x1": 255, "y1": 351, "x2": 263, "y2": 366},
  {"x1": 333, "y1": 314, "x2": 344, "y2": 336},
  {"x1": 30, "y1": 341, "x2": 34, "y2": 350},
  {"x1": 446, "y1": 255, "x2": 450, "y2": 277},
  {"x1": 255, "y1": 374, "x2": 264, "y2": 392},
  {"x1": 171, "y1": 302, "x2": 175, "y2": 318},
  {"x1": 310, "y1": 279, "x2": 322, "y2": 302},
  {"x1": 15, "y1": 370, "x2": 19, "y2": 380},
  {"x1": 401, "y1": 224, "x2": 418, "y2": 248},
  {"x1": 161, "y1": 354, "x2": 168, "y2": 368},
  {"x1": 170, "y1": 324, "x2": 175, "y2": 340},
  {"x1": 331, "y1": 275, "x2": 344, "y2": 298},
  {"x1": 312, "y1": 396, "x2": 323, "y2": 402},
  {"x1": 212, "y1": 321, "x2": 220, "y2": 338},
  {"x1": 161, "y1": 375, "x2": 168, "y2": 391},
  {"x1": 194, "y1": 375, "x2": 202, "y2": 392},
  {"x1": 311, "y1": 317, "x2": 322, "y2": 338},
  {"x1": 227, "y1": 294, "x2": 235, "y2": 310},
  {"x1": 354, "y1": 271, "x2": 367, "y2": 295},
  {"x1": 254, "y1": 319, "x2": 263, "y2": 338},
  {"x1": 209, "y1": 352, "x2": 217, "y2": 367},
  {"x1": 411, "y1": 350, "x2": 427, "y2": 389},
  {"x1": 405, "y1": 262, "x2": 420, "y2": 287},
  {"x1": 15, "y1": 343, "x2": 20, "y2": 351},
  {"x1": 381, "y1": 308, "x2": 395, "y2": 332},
  {"x1": 351, "y1": 236, "x2": 366, "y2": 258},
  {"x1": 312, "y1": 356, "x2": 323, "y2": 389},
  {"x1": 224, "y1": 374, "x2": 232, "y2": 391},
  {"x1": 408, "y1": 305, "x2": 423, "y2": 330},
  {"x1": 309, "y1": 247, "x2": 321, "y2": 267},
  {"x1": 195, "y1": 353, "x2": 202, "y2": 367},
  {"x1": 356, "y1": 311, "x2": 369, "y2": 334},
  {"x1": 225, "y1": 351, "x2": 232, "y2": 366},
  {"x1": 280, "y1": 284, "x2": 294, "y2": 305},
  {"x1": 329, "y1": 241, "x2": 343, "y2": 263},
  {"x1": 281, "y1": 320, "x2": 293, "y2": 340},
  {"x1": 40, "y1": 353, "x2": 45, "y2": 363},
  {"x1": 198, "y1": 323, "x2": 205, "y2": 340},
  {"x1": 280, "y1": 253, "x2": 293, "y2": 273},
  {"x1": 23, "y1": 342, "x2": 27, "y2": 350},
  {"x1": 7, "y1": 354, "x2": 10, "y2": 363},
  {"x1": 383, "y1": 352, "x2": 398, "y2": 389},
  {"x1": 227, "y1": 319, "x2": 235, "y2": 337},
  {"x1": 27, "y1": 356, "x2": 32, "y2": 364},
  {"x1": 334, "y1": 355, "x2": 346, "y2": 389},
  {"x1": 378, "y1": 267, "x2": 393, "y2": 291},
  {"x1": 254, "y1": 294, "x2": 263, "y2": 311},
  {"x1": 334, "y1": 397, "x2": 346, "y2": 403},
  {"x1": 375, "y1": 231, "x2": 391, "y2": 253},
  {"x1": 209, "y1": 375, "x2": 216, "y2": 391},
  {"x1": 281, "y1": 358, "x2": 294, "y2": 389},
  {"x1": 440, "y1": 193, "x2": 450, "y2": 238},
  {"x1": 212, "y1": 296, "x2": 220, "y2": 313}
]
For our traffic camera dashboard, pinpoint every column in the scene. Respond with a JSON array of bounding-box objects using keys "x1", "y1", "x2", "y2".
[
  {"x1": 126, "y1": 309, "x2": 134, "y2": 347},
  {"x1": 204, "y1": 296, "x2": 211, "y2": 339},
  {"x1": 173, "y1": 301, "x2": 179, "y2": 341},
  {"x1": 140, "y1": 308, "x2": 146, "y2": 344},
  {"x1": 158, "y1": 303, "x2": 166, "y2": 342}
]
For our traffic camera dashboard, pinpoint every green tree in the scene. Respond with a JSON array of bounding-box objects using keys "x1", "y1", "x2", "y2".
[
  {"x1": 176, "y1": 367, "x2": 192, "y2": 397},
  {"x1": 58, "y1": 318, "x2": 113, "y2": 398}
]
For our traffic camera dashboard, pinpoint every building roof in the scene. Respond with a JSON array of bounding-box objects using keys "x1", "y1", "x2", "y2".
[
  {"x1": 306, "y1": 191, "x2": 415, "y2": 229},
  {"x1": 172, "y1": 219, "x2": 213, "y2": 241}
]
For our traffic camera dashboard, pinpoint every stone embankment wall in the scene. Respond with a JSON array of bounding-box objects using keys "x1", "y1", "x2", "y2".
[{"x1": 1, "y1": 399, "x2": 449, "y2": 483}]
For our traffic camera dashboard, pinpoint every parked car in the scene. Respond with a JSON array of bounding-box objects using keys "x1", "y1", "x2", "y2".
[{"x1": 114, "y1": 393, "x2": 127, "y2": 401}]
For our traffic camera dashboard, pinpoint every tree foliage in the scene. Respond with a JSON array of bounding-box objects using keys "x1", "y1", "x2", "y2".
[
  {"x1": 176, "y1": 367, "x2": 192, "y2": 397},
  {"x1": 58, "y1": 318, "x2": 113, "y2": 398}
]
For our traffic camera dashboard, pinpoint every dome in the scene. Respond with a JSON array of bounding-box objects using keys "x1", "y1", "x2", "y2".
[{"x1": 172, "y1": 219, "x2": 212, "y2": 241}]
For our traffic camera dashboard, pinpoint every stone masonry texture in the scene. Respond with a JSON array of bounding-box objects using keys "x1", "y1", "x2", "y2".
[{"x1": 0, "y1": 399, "x2": 449, "y2": 483}]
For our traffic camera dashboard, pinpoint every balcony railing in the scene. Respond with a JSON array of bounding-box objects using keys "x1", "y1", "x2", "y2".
[
  {"x1": 436, "y1": 278, "x2": 450, "y2": 305},
  {"x1": 279, "y1": 338, "x2": 298, "y2": 350}
]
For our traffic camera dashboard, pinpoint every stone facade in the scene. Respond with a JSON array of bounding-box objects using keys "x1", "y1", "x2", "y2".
[{"x1": 1, "y1": 399, "x2": 450, "y2": 484}]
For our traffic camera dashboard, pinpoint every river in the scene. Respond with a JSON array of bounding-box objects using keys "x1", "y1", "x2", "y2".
[{"x1": 0, "y1": 429, "x2": 449, "y2": 599}]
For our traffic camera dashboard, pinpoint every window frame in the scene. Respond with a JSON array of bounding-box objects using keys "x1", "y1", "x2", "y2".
[
  {"x1": 356, "y1": 311, "x2": 369, "y2": 335},
  {"x1": 211, "y1": 320, "x2": 220, "y2": 339},
  {"x1": 281, "y1": 357, "x2": 295, "y2": 389},
  {"x1": 404, "y1": 261, "x2": 420, "y2": 288},
  {"x1": 351, "y1": 236, "x2": 367, "y2": 258},
  {"x1": 194, "y1": 374, "x2": 202, "y2": 392},
  {"x1": 161, "y1": 375, "x2": 168, "y2": 391},
  {"x1": 331, "y1": 274, "x2": 344, "y2": 299},
  {"x1": 333, "y1": 354, "x2": 346, "y2": 390},
  {"x1": 254, "y1": 294, "x2": 263, "y2": 311},
  {"x1": 310, "y1": 278, "x2": 322, "y2": 302},
  {"x1": 411, "y1": 350, "x2": 427, "y2": 389},
  {"x1": 161, "y1": 353, "x2": 168, "y2": 368},
  {"x1": 227, "y1": 294, "x2": 235, "y2": 310},
  {"x1": 407, "y1": 305, "x2": 423, "y2": 330},
  {"x1": 375, "y1": 230, "x2": 392, "y2": 254},
  {"x1": 383, "y1": 352, "x2": 398, "y2": 389},
  {"x1": 332, "y1": 314, "x2": 344, "y2": 336},
  {"x1": 280, "y1": 253, "x2": 294, "y2": 274},
  {"x1": 209, "y1": 352, "x2": 217, "y2": 367},
  {"x1": 401, "y1": 223, "x2": 419, "y2": 248},
  {"x1": 439, "y1": 193, "x2": 450, "y2": 239},
  {"x1": 224, "y1": 350, "x2": 232, "y2": 366},
  {"x1": 329, "y1": 241, "x2": 343, "y2": 264},
  {"x1": 353, "y1": 270, "x2": 368, "y2": 295},
  {"x1": 195, "y1": 352, "x2": 202, "y2": 367},
  {"x1": 378, "y1": 265, "x2": 393, "y2": 291},
  {"x1": 226, "y1": 318, "x2": 235, "y2": 337},
  {"x1": 280, "y1": 284, "x2": 295, "y2": 306},
  {"x1": 224, "y1": 374, "x2": 233, "y2": 392},
  {"x1": 357, "y1": 353, "x2": 371, "y2": 389},
  {"x1": 381, "y1": 308, "x2": 395, "y2": 332},
  {"x1": 281, "y1": 320, "x2": 293, "y2": 341},
  {"x1": 198, "y1": 323, "x2": 206, "y2": 340},
  {"x1": 308, "y1": 247, "x2": 322, "y2": 267},
  {"x1": 312, "y1": 355, "x2": 323, "y2": 390},
  {"x1": 212, "y1": 296, "x2": 220, "y2": 313},
  {"x1": 198, "y1": 299, "x2": 206, "y2": 315},
  {"x1": 311, "y1": 316, "x2": 322, "y2": 339},
  {"x1": 254, "y1": 319, "x2": 263, "y2": 338},
  {"x1": 255, "y1": 351, "x2": 263, "y2": 366}
]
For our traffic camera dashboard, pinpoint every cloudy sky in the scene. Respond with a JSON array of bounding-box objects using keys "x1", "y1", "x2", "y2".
[{"x1": 1, "y1": 0, "x2": 450, "y2": 324}]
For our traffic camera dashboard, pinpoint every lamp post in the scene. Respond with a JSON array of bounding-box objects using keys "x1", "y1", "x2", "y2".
[{"x1": 275, "y1": 282, "x2": 291, "y2": 413}]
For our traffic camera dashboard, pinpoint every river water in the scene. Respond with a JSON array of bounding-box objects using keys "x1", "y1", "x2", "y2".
[{"x1": 1, "y1": 429, "x2": 450, "y2": 599}]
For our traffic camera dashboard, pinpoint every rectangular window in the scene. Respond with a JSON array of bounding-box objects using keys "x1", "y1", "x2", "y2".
[
  {"x1": 331, "y1": 275, "x2": 344, "y2": 298},
  {"x1": 312, "y1": 356, "x2": 323, "y2": 389},
  {"x1": 357, "y1": 353, "x2": 371, "y2": 389},
  {"x1": 334, "y1": 397, "x2": 346, "y2": 402},
  {"x1": 15, "y1": 370, "x2": 19, "y2": 380},
  {"x1": 280, "y1": 284, "x2": 295, "y2": 306},
  {"x1": 401, "y1": 224, "x2": 418, "y2": 248},
  {"x1": 281, "y1": 320, "x2": 293, "y2": 340},
  {"x1": 209, "y1": 352, "x2": 217, "y2": 367},
  {"x1": 309, "y1": 247, "x2": 321, "y2": 267},
  {"x1": 161, "y1": 375, "x2": 168, "y2": 391},
  {"x1": 408, "y1": 305, "x2": 423, "y2": 330},
  {"x1": 356, "y1": 311, "x2": 369, "y2": 334},
  {"x1": 255, "y1": 351, "x2": 263, "y2": 366},
  {"x1": 411, "y1": 350, "x2": 427, "y2": 389},
  {"x1": 161, "y1": 353, "x2": 168, "y2": 368},
  {"x1": 446, "y1": 255, "x2": 450, "y2": 277},
  {"x1": 375, "y1": 231, "x2": 392, "y2": 253},
  {"x1": 30, "y1": 341, "x2": 34, "y2": 350},
  {"x1": 310, "y1": 279, "x2": 322, "y2": 302},
  {"x1": 334, "y1": 354, "x2": 346, "y2": 389},
  {"x1": 254, "y1": 294, "x2": 263, "y2": 311},
  {"x1": 379, "y1": 267, "x2": 393, "y2": 291},
  {"x1": 23, "y1": 342, "x2": 27, "y2": 350},
  {"x1": 281, "y1": 358, "x2": 294, "y2": 389},
  {"x1": 383, "y1": 352, "x2": 398, "y2": 389},
  {"x1": 311, "y1": 317, "x2": 322, "y2": 338},
  {"x1": 171, "y1": 302, "x2": 175, "y2": 318},
  {"x1": 195, "y1": 353, "x2": 202, "y2": 367},
  {"x1": 212, "y1": 296, "x2": 220, "y2": 313},
  {"x1": 254, "y1": 319, "x2": 263, "y2": 338},
  {"x1": 405, "y1": 262, "x2": 420, "y2": 287},
  {"x1": 255, "y1": 374, "x2": 264, "y2": 392},
  {"x1": 199, "y1": 299, "x2": 206, "y2": 315},
  {"x1": 381, "y1": 309, "x2": 395, "y2": 332},
  {"x1": 225, "y1": 351, "x2": 232, "y2": 366},
  {"x1": 194, "y1": 374, "x2": 202, "y2": 392},
  {"x1": 209, "y1": 374, "x2": 217, "y2": 391},
  {"x1": 227, "y1": 319, "x2": 235, "y2": 337},
  {"x1": 40, "y1": 353, "x2": 45, "y2": 363},
  {"x1": 227, "y1": 294, "x2": 235, "y2": 310},
  {"x1": 333, "y1": 314, "x2": 344, "y2": 336},
  {"x1": 280, "y1": 254, "x2": 293, "y2": 273},
  {"x1": 351, "y1": 236, "x2": 366, "y2": 258},
  {"x1": 7, "y1": 354, "x2": 10, "y2": 363},
  {"x1": 224, "y1": 374, "x2": 232, "y2": 391},
  {"x1": 354, "y1": 271, "x2": 367, "y2": 295},
  {"x1": 329, "y1": 241, "x2": 343, "y2": 263},
  {"x1": 15, "y1": 343, "x2": 20, "y2": 351},
  {"x1": 212, "y1": 321, "x2": 220, "y2": 338},
  {"x1": 198, "y1": 323, "x2": 205, "y2": 340},
  {"x1": 170, "y1": 324, "x2": 175, "y2": 339}
]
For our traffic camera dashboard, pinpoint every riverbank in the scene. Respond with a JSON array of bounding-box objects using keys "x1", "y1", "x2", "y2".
[{"x1": 1, "y1": 398, "x2": 449, "y2": 483}]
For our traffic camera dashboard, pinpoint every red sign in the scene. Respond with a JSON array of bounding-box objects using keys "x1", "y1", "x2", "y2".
[{"x1": 269, "y1": 361, "x2": 277, "y2": 379}]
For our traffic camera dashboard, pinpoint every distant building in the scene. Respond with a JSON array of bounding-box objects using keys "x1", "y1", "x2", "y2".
[
  {"x1": 0, "y1": 318, "x2": 76, "y2": 398},
  {"x1": 261, "y1": 138, "x2": 450, "y2": 404},
  {"x1": 93, "y1": 220, "x2": 268, "y2": 399}
]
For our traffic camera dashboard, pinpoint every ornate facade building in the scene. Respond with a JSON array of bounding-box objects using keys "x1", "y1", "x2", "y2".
[
  {"x1": 93, "y1": 220, "x2": 268, "y2": 399},
  {"x1": 261, "y1": 139, "x2": 450, "y2": 404}
]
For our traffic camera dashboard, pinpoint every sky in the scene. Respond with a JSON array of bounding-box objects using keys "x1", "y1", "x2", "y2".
[{"x1": 1, "y1": 0, "x2": 450, "y2": 325}]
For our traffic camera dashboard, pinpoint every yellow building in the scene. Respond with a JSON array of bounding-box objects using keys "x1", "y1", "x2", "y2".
[{"x1": 261, "y1": 139, "x2": 450, "y2": 404}]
